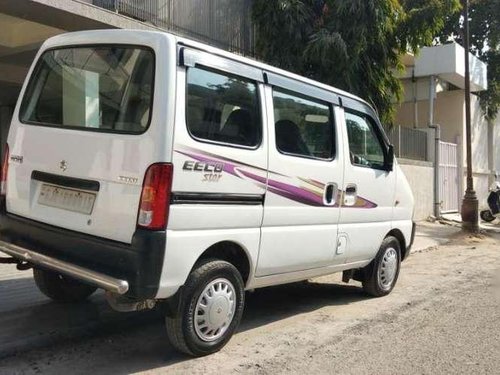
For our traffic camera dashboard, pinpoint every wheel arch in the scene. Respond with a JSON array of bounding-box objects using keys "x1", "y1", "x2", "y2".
[
  {"x1": 386, "y1": 229, "x2": 408, "y2": 261},
  {"x1": 194, "y1": 240, "x2": 253, "y2": 285}
]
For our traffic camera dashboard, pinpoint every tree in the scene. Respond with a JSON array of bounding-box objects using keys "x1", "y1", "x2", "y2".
[
  {"x1": 252, "y1": 0, "x2": 460, "y2": 124},
  {"x1": 437, "y1": 0, "x2": 500, "y2": 120}
]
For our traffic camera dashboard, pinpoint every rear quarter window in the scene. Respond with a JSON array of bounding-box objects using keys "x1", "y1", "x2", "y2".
[{"x1": 186, "y1": 66, "x2": 262, "y2": 148}]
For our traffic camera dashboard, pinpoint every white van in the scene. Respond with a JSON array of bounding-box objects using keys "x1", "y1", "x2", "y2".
[{"x1": 0, "y1": 30, "x2": 414, "y2": 356}]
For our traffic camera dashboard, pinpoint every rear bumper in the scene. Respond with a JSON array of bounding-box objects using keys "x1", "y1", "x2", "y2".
[
  {"x1": 0, "y1": 240, "x2": 129, "y2": 294},
  {"x1": 0, "y1": 201, "x2": 165, "y2": 299}
]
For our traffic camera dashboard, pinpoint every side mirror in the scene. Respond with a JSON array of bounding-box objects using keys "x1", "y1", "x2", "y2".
[{"x1": 385, "y1": 145, "x2": 394, "y2": 172}]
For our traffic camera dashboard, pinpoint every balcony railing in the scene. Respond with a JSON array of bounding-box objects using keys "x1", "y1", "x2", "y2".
[{"x1": 92, "y1": 0, "x2": 255, "y2": 56}]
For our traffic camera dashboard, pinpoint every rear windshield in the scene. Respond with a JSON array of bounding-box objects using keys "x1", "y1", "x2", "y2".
[{"x1": 20, "y1": 46, "x2": 154, "y2": 134}]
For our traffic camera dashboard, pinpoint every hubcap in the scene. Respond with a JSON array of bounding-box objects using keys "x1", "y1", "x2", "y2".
[
  {"x1": 378, "y1": 247, "x2": 398, "y2": 290},
  {"x1": 194, "y1": 278, "x2": 236, "y2": 342}
]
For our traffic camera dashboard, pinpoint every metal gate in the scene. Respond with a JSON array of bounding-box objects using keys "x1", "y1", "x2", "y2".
[
  {"x1": 384, "y1": 125, "x2": 428, "y2": 161},
  {"x1": 439, "y1": 141, "x2": 459, "y2": 213}
]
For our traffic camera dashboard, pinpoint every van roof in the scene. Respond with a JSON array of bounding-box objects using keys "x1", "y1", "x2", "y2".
[{"x1": 42, "y1": 29, "x2": 374, "y2": 112}]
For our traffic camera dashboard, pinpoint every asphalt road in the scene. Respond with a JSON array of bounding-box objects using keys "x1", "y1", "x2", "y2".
[{"x1": 0, "y1": 230, "x2": 499, "y2": 374}]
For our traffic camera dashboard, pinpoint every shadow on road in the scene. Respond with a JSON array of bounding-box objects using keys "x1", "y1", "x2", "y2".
[
  {"x1": 0, "y1": 277, "x2": 368, "y2": 372},
  {"x1": 241, "y1": 281, "x2": 365, "y2": 331}
]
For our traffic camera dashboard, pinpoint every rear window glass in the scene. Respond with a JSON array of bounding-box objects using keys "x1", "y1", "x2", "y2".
[{"x1": 20, "y1": 46, "x2": 154, "y2": 134}]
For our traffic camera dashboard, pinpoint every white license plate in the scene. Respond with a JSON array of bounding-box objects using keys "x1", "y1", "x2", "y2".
[{"x1": 38, "y1": 184, "x2": 96, "y2": 215}]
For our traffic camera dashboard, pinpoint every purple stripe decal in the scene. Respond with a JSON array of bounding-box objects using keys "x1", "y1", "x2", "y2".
[
  {"x1": 178, "y1": 145, "x2": 280, "y2": 175},
  {"x1": 174, "y1": 147, "x2": 378, "y2": 209},
  {"x1": 238, "y1": 169, "x2": 324, "y2": 207},
  {"x1": 298, "y1": 177, "x2": 325, "y2": 190}
]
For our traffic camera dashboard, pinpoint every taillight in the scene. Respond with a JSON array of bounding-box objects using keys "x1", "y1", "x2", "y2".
[
  {"x1": 137, "y1": 163, "x2": 173, "y2": 230},
  {"x1": 1, "y1": 145, "x2": 9, "y2": 196}
]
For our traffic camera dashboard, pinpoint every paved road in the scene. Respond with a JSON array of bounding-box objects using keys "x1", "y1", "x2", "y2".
[{"x1": 0, "y1": 230, "x2": 499, "y2": 374}]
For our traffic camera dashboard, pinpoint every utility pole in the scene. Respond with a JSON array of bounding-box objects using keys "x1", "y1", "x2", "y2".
[{"x1": 461, "y1": 0, "x2": 479, "y2": 232}]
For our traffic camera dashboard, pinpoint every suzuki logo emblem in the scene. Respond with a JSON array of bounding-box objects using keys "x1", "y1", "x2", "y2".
[{"x1": 60, "y1": 160, "x2": 67, "y2": 171}]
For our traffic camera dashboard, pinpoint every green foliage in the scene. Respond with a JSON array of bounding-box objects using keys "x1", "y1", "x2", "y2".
[
  {"x1": 399, "y1": 0, "x2": 461, "y2": 51},
  {"x1": 252, "y1": 0, "x2": 459, "y2": 125},
  {"x1": 437, "y1": 0, "x2": 500, "y2": 120}
]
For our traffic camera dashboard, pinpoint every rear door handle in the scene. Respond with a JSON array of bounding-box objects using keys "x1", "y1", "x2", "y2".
[{"x1": 344, "y1": 184, "x2": 357, "y2": 206}]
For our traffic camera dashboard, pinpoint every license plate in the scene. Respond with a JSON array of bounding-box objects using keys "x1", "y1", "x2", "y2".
[{"x1": 38, "y1": 184, "x2": 96, "y2": 215}]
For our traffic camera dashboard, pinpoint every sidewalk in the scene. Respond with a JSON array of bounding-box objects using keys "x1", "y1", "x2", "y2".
[
  {"x1": 411, "y1": 213, "x2": 500, "y2": 254},
  {"x1": 411, "y1": 220, "x2": 462, "y2": 253},
  {"x1": 441, "y1": 212, "x2": 500, "y2": 233}
]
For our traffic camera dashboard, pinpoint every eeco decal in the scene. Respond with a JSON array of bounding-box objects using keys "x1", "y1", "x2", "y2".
[
  {"x1": 175, "y1": 146, "x2": 377, "y2": 209},
  {"x1": 182, "y1": 160, "x2": 224, "y2": 182}
]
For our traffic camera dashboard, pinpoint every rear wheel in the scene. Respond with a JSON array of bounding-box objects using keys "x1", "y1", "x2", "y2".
[
  {"x1": 33, "y1": 268, "x2": 97, "y2": 303},
  {"x1": 480, "y1": 210, "x2": 496, "y2": 222},
  {"x1": 362, "y1": 236, "x2": 401, "y2": 297},
  {"x1": 165, "y1": 259, "x2": 245, "y2": 357}
]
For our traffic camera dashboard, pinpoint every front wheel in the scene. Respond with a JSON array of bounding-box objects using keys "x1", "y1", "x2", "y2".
[
  {"x1": 33, "y1": 268, "x2": 97, "y2": 303},
  {"x1": 165, "y1": 259, "x2": 245, "y2": 357},
  {"x1": 362, "y1": 236, "x2": 401, "y2": 297},
  {"x1": 480, "y1": 210, "x2": 496, "y2": 222}
]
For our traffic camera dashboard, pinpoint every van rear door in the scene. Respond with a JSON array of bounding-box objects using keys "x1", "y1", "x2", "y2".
[{"x1": 6, "y1": 32, "x2": 176, "y2": 243}]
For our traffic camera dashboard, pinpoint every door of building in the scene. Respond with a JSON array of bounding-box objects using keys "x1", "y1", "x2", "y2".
[{"x1": 439, "y1": 141, "x2": 459, "y2": 213}]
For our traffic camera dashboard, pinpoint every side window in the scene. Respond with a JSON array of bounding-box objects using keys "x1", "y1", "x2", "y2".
[
  {"x1": 273, "y1": 89, "x2": 334, "y2": 160},
  {"x1": 186, "y1": 66, "x2": 261, "y2": 147},
  {"x1": 345, "y1": 111, "x2": 386, "y2": 169}
]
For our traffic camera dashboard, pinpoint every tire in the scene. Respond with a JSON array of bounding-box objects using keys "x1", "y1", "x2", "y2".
[
  {"x1": 362, "y1": 236, "x2": 401, "y2": 297},
  {"x1": 165, "y1": 259, "x2": 245, "y2": 357},
  {"x1": 480, "y1": 210, "x2": 496, "y2": 223},
  {"x1": 33, "y1": 268, "x2": 97, "y2": 303}
]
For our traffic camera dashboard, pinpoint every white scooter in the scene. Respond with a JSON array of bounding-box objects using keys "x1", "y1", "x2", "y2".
[{"x1": 480, "y1": 181, "x2": 500, "y2": 222}]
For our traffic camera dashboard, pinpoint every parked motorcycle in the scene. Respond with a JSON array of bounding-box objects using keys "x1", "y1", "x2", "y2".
[{"x1": 480, "y1": 182, "x2": 500, "y2": 222}]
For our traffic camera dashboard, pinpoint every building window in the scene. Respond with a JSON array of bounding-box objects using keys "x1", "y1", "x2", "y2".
[
  {"x1": 273, "y1": 89, "x2": 334, "y2": 160},
  {"x1": 186, "y1": 67, "x2": 261, "y2": 148},
  {"x1": 345, "y1": 111, "x2": 385, "y2": 169}
]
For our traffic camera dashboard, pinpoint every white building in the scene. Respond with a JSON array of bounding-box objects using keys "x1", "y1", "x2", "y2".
[{"x1": 395, "y1": 43, "x2": 498, "y2": 220}]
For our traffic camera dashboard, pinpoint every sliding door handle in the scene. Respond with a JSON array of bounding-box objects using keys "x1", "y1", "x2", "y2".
[{"x1": 323, "y1": 183, "x2": 338, "y2": 206}]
